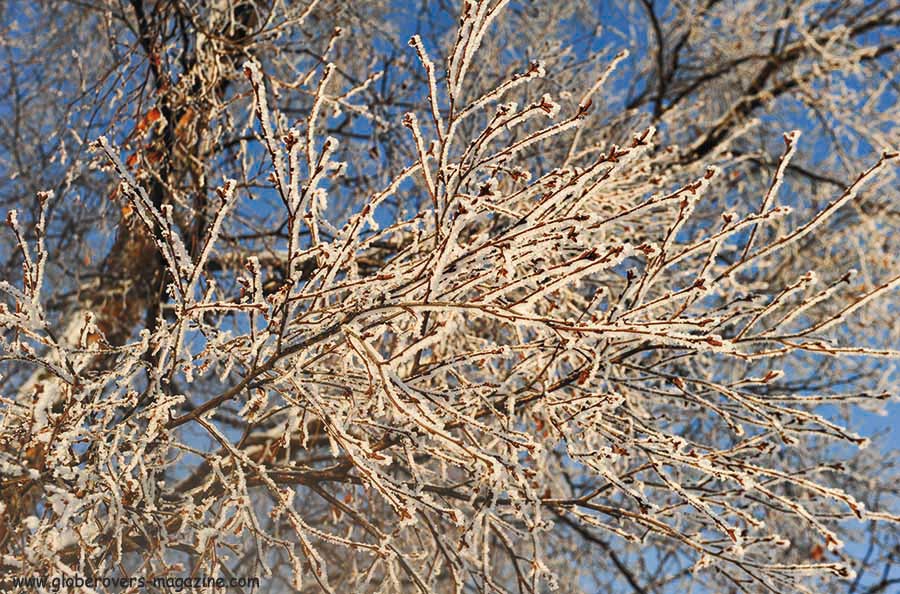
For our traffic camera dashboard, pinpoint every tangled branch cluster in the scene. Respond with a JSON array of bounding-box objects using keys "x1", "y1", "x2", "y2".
[{"x1": 0, "y1": 1, "x2": 898, "y2": 592}]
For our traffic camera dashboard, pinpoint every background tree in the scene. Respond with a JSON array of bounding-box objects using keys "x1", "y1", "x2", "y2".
[{"x1": 0, "y1": 1, "x2": 898, "y2": 592}]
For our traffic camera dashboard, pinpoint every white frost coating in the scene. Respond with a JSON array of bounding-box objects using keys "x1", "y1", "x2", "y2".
[
  {"x1": 741, "y1": 130, "x2": 800, "y2": 259},
  {"x1": 737, "y1": 152, "x2": 898, "y2": 272},
  {"x1": 243, "y1": 60, "x2": 289, "y2": 202},
  {"x1": 307, "y1": 63, "x2": 335, "y2": 168},
  {"x1": 1, "y1": 7, "x2": 894, "y2": 591},
  {"x1": 94, "y1": 137, "x2": 193, "y2": 292},
  {"x1": 538, "y1": 94, "x2": 561, "y2": 119},
  {"x1": 31, "y1": 383, "x2": 56, "y2": 439},
  {"x1": 23, "y1": 515, "x2": 40, "y2": 530},
  {"x1": 579, "y1": 49, "x2": 629, "y2": 109},
  {"x1": 409, "y1": 35, "x2": 445, "y2": 139}
]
